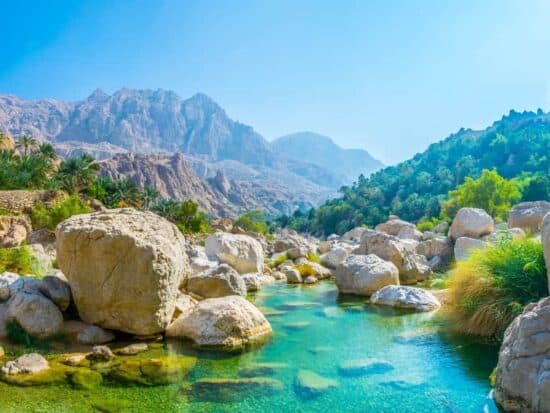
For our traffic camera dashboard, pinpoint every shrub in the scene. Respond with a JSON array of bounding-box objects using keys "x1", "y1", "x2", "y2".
[
  {"x1": 296, "y1": 264, "x2": 317, "y2": 277},
  {"x1": 0, "y1": 245, "x2": 34, "y2": 274},
  {"x1": 269, "y1": 253, "x2": 288, "y2": 269},
  {"x1": 233, "y1": 210, "x2": 270, "y2": 235},
  {"x1": 445, "y1": 237, "x2": 547, "y2": 338},
  {"x1": 30, "y1": 195, "x2": 92, "y2": 230},
  {"x1": 151, "y1": 199, "x2": 210, "y2": 234},
  {"x1": 307, "y1": 252, "x2": 321, "y2": 263}
]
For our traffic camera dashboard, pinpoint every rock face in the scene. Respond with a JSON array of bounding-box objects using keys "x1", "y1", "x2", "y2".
[
  {"x1": 508, "y1": 201, "x2": 550, "y2": 233},
  {"x1": 494, "y1": 297, "x2": 550, "y2": 412},
  {"x1": 186, "y1": 264, "x2": 247, "y2": 298},
  {"x1": 360, "y1": 231, "x2": 431, "y2": 284},
  {"x1": 165, "y1": 296, "x2": 272, "y2": 350},
  {"x1": 449, "y1": 208, "x2": 494, "y2": 240},
  {"x1": 0, "y1": 216, "x2": 32, "y2": 248},
  {"x1": 335, "y1": 254, "x2": 399, "y2": 296},
  {"x1": 542, "y1": 213, "x2": 550, "y2": 291},
  {"x1": 454, "y1": 237, "x2": 488, "y2": 261},
  {"x1": 205, "y1": 233, "x2": 264, "y2": 274},
  {"x1": 370, "y1": 286, "x2": 440, "y2": 312},
  {"x1": 56, "y1": 208, "x2": 188, "y2": 335}
]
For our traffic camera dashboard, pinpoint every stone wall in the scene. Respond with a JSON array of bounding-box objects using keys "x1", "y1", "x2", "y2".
[{"x1": 0, "y1": 190, "x2": 66, "y2": 213}]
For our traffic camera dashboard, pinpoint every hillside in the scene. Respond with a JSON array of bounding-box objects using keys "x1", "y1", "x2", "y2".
[
  {"x1": 271, "y1": 132, "x2": 383, "y2": 182},
  {"x1": 285, "y1": 110, "x2": 550, "y2": 234}
]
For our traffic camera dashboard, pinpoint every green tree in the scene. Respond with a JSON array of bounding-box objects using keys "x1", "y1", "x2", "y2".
[
  {"x1": 142, "y1": 186, "x2": 160, "y2": 209},
  {"x1": 56, "y1": 154, "x2": 99, "y2": 194},
  {"x1": 16, "y1": 135, "x2": 37, "y2": 156},
  {"x1": 441, "y1": 169, "x2": 521, "y2": 221},
  {"x1": 234, "y1": 210, "x2": 270, "y2": 234}
]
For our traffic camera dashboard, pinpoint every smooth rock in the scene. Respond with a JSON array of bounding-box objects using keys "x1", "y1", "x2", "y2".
[
  {"x1": 38, "y1": 274, "x2": 71, "y2": 311},
  {"x1": 370, "y1": 285, "x2": 441, "y2": 312},
  {"x1": 284, "y1": 268, "x2": 302, "y2": 284},
  {"x1": 56, "y1": 208, "x2": 189, "y2": 335},
  {"x1": 7, "y1": 291, "x2": 63, "y2": 339},
  {"x1": 205, "y1": 232, "x2": 264, "y2": 274},
  {"x1": 508, "y1": 201, "x2": 550, "y2": 233},
  {"x1": 294, "y1": 370, "x2": 338, "y2": 398},
  {"x1": 375, "y1": 219, "x2": 416, "y2": 236},
  {"x1": 165, "y1": 296, "x2": 272, "y2": 350},
  {"x1": 335, "y1": 254, "x2": 399, "y2": 296},
  {"x1": 320, "y1": 247, "x2": 348, "y2": 269},
  {"x1": 186, "y1": 264, "x2": 246, "y2": 298},
  {"x1": 449, "y1": 208, "x2": 494, "y2": 240},
  {"x1": 1, "y1": 353, "x2": 49, "y2": 375}
]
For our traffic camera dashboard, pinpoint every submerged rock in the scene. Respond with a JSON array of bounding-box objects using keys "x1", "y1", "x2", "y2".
[
  {"x1": 190, "y1": 377, "x2": 283, "y2": 402},
  {"x1": 205, "y1": 232, "x2": 264, "y2": 274},
  {"x1": 335, "y1": 254, "x2": 399, "y2": 296},
  {"x1": 166, "y1": 296, "x2": 272, "y2": 350},
  {"x1": 370, "y1": 286, "x2": 440, "y2": 312},
  {"x1": 338, "y1": 358, "x2": 394, "y2": 376},
  {"x1": 294, "y1": 369, "x2": 338, "y2": 398},
  {"x1": 238, "y1": 362, "x2": 288, "y2": 377},
  {"x1": 110, "y1": 355, "x2": 196, "y2": 386},
  {"x1": 56, "y1": 208, "x2": 189, "y2": 336},
  {"x1": 186, "y1": 264, "x2": 246, "y2": 298}
]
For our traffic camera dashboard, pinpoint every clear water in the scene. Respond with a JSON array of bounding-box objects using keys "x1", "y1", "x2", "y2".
[{"x1": 0, "y1": 282, "x2": 499, "y2": 412}]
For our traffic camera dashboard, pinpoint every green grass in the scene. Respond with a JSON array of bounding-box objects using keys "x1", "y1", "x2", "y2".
[
  {"x1": 445, "y1": 237, "x2": 547, "y2": 338},
  {"x1": 30, "y1": 195, "x2": 91, "y2": 230},
  {"x1": 0, "y1": 245, "x2": 34, "y2": 274}
]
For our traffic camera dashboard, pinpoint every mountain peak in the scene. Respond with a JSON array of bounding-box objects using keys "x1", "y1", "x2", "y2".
[{"x1": 87, "y1": 88, "x2": 109, "y2": 101}]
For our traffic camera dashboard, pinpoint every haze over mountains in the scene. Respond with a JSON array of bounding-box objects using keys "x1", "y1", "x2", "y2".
[{"x1": 0, "y1": 88, "x2": 383, "y2": 216}]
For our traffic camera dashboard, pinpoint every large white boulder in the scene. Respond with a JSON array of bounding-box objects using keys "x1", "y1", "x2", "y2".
[
  {"x1": 454, "y1": 237, "x2": 488, "y2": 261},
  {"x1": 508, "y1": 201, "x2": 550, "y2": 233},
  {"x1": 320, "y1": 247, "x2": 348, "y2": 269},
  {"x1": 205, "y1": 233, "x2": 264, "y2": 274},
  {"x1": 186, "y1": 264, "x2": 247, "y2": 298},
  {"x1": 494, "y1": 297, "x2": 550, "y2": 412},
  {"x1": 449, "y1": 208, "x2": 494, "y2": 240},
  {"x1": 335, "y1": 254, "x2": 399, "y2": 296},
  {"x1": 56, "y1": 208, "x2": 189, "y2": 335},
  {"x1": 165, "y1": 296, "x2": 272, "y2": 350},
  {"x1": 342, "y1": 227, "x2": 369, "y2": 243},
  {"x1": 375, "y1": 218, "x2": 416, "y2": 236},
  {"x1": 370, "y1": 285, "x2": 440, "y2": 312}
]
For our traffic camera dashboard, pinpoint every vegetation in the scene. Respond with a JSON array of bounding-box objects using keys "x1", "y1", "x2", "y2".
[
  {"x1": 446, "y1": 237, "x2": 547, "y2": 338},
  {"x1": 0, "y1": 245, "x2": 34, "y2": 274},
  {"x1": 277, "y1": 110, "x2": 550, "y2": 234},
  {"x1": 56, "y1": 154, "x2": 100, "y2": 194},
  {"x1": 151, "y1": 199, "x2": 210, "y2": 234},
  {"x1": 440, "y1": 169, "x2": 521, "y2": 221},
  {"x1": 30, "y1": 195, "x2": 92, "y2": 230},
  {"x1": 233, "y1": 209, "x2": 270, "y2": 234}
]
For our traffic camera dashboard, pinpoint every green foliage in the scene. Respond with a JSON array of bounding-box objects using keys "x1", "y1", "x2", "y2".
[
  {"x1": 440, "y1": 169, "x2": 521, "y2": 221},
  {"x1": 233, "y1": 210, "x2": 270, "y2": 235},
  {"x1": 6, "y1": 320, "x2": 32, "y2": 346},
  {"x1": 307, "y1": 252, "x2": 320, "y2": 263},
  {"x1": 269, "y1": 253, "x2": 289, "y2": 269},
  {"x1": 0, "y1": 245, "x2": 34, "y2": 274},
  {"x1": 151, "y1": 199, "x2": 210, "y2": 234},
  {"x1": 446, "y1": 237, "x2": 547, "y2": 338},
  {"x1": 0, "y1": 149, "x2": 57, "y2": 190},
  {"x1": 278, "y1": 110, "x2": 550, "y2": 234},
  {"x1": 56, "y1": 153, "x2": 100, "y2": 194},
  {"x1": 30, "y1": 195, "x2": 92, "y2": 230},
  {"x1": 416, "y1": 217, "x2": 445, "y2": 232}
]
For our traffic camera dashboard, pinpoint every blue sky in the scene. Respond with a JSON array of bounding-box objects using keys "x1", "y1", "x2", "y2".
[{"x1": 2, "y1": 0, "x2": 550, "y2": 164}]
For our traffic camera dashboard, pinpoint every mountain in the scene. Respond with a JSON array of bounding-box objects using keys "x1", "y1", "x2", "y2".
[
  {"x1": 271, "y1": 132, "x2": 383, "y2": 182},
  {"x1": 0, "y1": 89, "x2": 362, "y2": 213},
  {"x1": 283, "y1": 109, "x2": 550, "y2": 235}
]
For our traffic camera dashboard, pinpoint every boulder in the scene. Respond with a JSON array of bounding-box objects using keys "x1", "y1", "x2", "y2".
[
  {"x1": 434, "y1": 221, "x2": 449, "y2": 234},
  {"x1": 188, "y1": 245, "x2": 218, "y2": 274},
  {"x1": 449, "y1": 208, "x2": 494, "y2": 240},
  {"x1": 397, "y1": 226, "x2": 423, "y2": 241},
  {"x1": 508, "y1": 201, "x2": 550, "y2": 233},
  {"x1": 360, "y1": 231, "x2": 432, "y2": 284},
  {"x1": 543, "y1": 213, "x2": 550, "y2": 292},
  {"x1": 174, "y1": 293, "x2": 198, "y2": 316},
  {"x1": 1, "y1": 353, "x2": 49, "y2": 375},
  {"x1": 320, "y1": 247, "x2": 348, "y2": 269},
  {"x1": 283, "y1": 267, "x2": 302, "y2": 284},
  {"x1": 56, "y1": 208, "x2": 188, "y2": 336},
  {"x1": 0, "y1": 216, "x2": 31, "y2": 248},
  {"x1": 87, "y1": 345, "x2": 115, "y2": 362},
  {"x1": 375, "y1": 218, "x2": 416, "y2": 236},
  {"x1": 287, "y1": 247, "x2": 308, "y2": 260},
  {"x1": 335, "y1": 254, "x2": 399, "y2": 296},
  {"x1": 0, "y1": 272, "x2": 20, "y2": 301},
  {"x1": 165, "y1": 296, "x2": 272, "y2": 350},
  {"x1": 7, "y1": 276, "x2": 41, "y2": 297},
  {"x1": 370, "y1": 285, "x2": 440, "y2": 312},
  {"x1": 205, "y1": 232, "x2": 264, "y2": 274},
  {"x1": 304, "y1": 276, "x2": 318, "y2": 284},
  {"x1": 241, "y1": 273, "x2": 274, "y2": 292},
  {"x1": 294, "y1": 370, "x2": 338, "y2": 398},
  {"x1": 77, "y1": 325, "x2": 116, "y2": 345},
  {"x1": 454, "y1": 237, "x2": 488, "y2": 261},
  {"x1": 318, "y1": 241, "x2": 332, "y2": 254},
  {"x1": 186, "y1": 264, "x2": 246, "y2": 298},
  {"x1": 7, "y1": 291, "x2": 63, "y2": 339},
  {"x1": 494, "y1": 297, "x2": 550, "y2": 412},
  {"x1": 38, "y1": 273, "x2": 71, "y2": 311},
  {"x1": 115, "y1": 343, "x2": 148, "y2": 356},
  {"x1": 416, "y1": 236, "x2": 452, "y2": 260},
  {"x1": 342, "y1": 227, "x2": 369, "y2": 243}
]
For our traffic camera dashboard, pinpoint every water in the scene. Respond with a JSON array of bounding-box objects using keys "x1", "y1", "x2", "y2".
[{"x1": 0, "y1": 282, "x2": 499, "y2": 412}]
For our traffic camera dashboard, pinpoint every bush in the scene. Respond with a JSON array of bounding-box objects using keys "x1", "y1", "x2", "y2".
[
  {"x1": 307, "y1": 252, "x2": 320, "y2": 263},
  {"x1": 416, "y1": 217, "x2": 446, "y2": 232},
  {"x1": 30, "y1": 195, "x2": 92, "y2": 230},
  {"x1": 233, "y1": 210, "x2": 270, "y2": 235},
  {"x1": 296, "y1": 264, "x2": 317, "y2": 277},
  {"x1": 0, "y1": 245, "x2": 34, "y2": 274},
  {"x1": 445, "y1": 237, "x2": 547, "y2": 338},
  {"x1": 151, "y1": 199, "x2": 210, "y2": 234},
  {"x1": 269, "y1": 253, "x2": 288, "y2": 269}
]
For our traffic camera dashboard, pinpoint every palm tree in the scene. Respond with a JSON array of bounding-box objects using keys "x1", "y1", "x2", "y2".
[
  {"x1": 56, "y1": 153, "x2": 100, "y2": 194},
  {"x1": 16, "y1": 135, "x2": 37, "y2": 156},
  {"x1": 37, "y1": 143, "x2": 57, "y2": 160},
  {"x1": 142, "y1": 186, "x2": 160, "y2": 209},
  {"x1": 107, "y1": 178, "x2": 142, "y2": 208}
]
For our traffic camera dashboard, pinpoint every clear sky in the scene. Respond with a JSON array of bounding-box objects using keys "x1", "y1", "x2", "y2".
[{"x1": 2, "y1": 0, "x2": 550, "y2": 164}]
